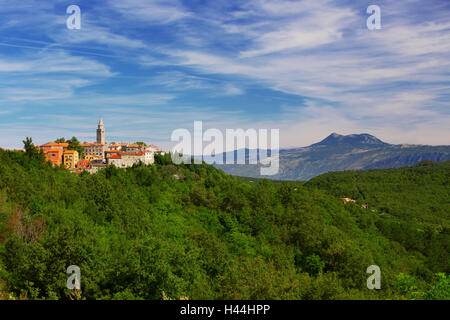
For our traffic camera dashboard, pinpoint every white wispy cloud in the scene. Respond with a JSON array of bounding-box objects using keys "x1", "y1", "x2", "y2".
[
  {"x1": 140, "y1": 0, "x2": 450, "y2": 145},
  {"x1": 0, "y1": 0, "x2": 448, "y2": 147},
  {"x1": 108, "y1": 0, "x2": 190, "y2": 24},
  {"x1": 0, "y1": 50, "x2": 114, "y2": 103}
]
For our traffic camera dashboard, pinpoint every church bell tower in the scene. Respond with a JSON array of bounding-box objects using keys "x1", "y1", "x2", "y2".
[{"x1": 97, "y1": 118, "x2": 105, "y2": 144}]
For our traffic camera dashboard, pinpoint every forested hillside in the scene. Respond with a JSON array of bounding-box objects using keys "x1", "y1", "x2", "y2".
[
  {"x1": 0, "y1": 149, "x2": 448, "y2": 300},
  {"x1": 306, "y1": 161, "x2": 450, "y2": 279}
]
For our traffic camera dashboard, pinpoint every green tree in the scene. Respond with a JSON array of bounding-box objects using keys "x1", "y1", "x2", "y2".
[
  {"x1": 395, "y1": 273, "x2": 421, "y2": 299},
  {"x1": 0, "y1": 149, "x2": 448, "y2": 300},
  {"x1": 67, "y1": 136, "x2": 84, "y2": 157},
  {"x1": 22, "y1": 137, "x2": 43, "y2": 162},
  {"x1": 154, "y1": 153, "x2": 172, "y2": 165},
  {"x1": 424, "y1": 273, "x2": 450, "y2": 300}
]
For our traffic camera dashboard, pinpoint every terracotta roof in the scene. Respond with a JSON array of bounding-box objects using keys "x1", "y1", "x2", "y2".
[
  {"x1": 42, "y1": 142, "x2": 68, "y2": 147},
  {"x1": 64, "y1": 150, "x2": 78, "y2": 154},
  {"x1": 42, "y1": 142, "x2": 58, "y2": 146},
  {"x1": 108, "y1": 154, "x2": 121, "y2": 159}
]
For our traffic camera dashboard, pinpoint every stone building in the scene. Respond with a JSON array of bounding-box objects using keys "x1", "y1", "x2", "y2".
[
  {"x1": 121, "y1": 143, "x2": 141, "y2": 152},
  {"x1": 106, "y1": 152, "x2": 144, "y2": 168},
  {"x1": 81, "y1": 142, "x2": 107, "y2": 160},
  {"x1": 144, "y1": 150, "x2": 154, "y2": 164},
  {"x1": 106, "y1": 151, "x2": 154, "y2": 168},
  {"x1": 81, "y1": 118, "x2": 107, "y2": 160}
]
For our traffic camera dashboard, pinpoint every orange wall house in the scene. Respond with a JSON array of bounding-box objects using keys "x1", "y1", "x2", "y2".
[
  {"x1": 77, "y1": 159, "x2": 90, "y2": 169},
  {"x1": 44, "y1": 149, "x2": 63, "y2": 166}
]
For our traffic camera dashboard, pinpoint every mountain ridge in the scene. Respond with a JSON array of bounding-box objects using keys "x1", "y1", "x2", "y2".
[
  {"x1": 213, "y1": 133, "x2": 450, "y2": 180},
  {"x1": 310, "y1": 132, "x2": 389, "y2": 147}
]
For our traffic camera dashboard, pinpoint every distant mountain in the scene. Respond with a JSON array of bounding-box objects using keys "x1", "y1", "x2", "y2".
[
  {"x1": 310, "y1": 132, "x2": 389, "y2": 147},
  {"x1": 213, "y1": 133, "x2": 450, "y2": 180}
]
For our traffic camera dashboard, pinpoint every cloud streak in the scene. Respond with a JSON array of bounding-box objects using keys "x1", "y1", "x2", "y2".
[{"x1": 0, "y1": 0, "x2": 448, "y2": 148}]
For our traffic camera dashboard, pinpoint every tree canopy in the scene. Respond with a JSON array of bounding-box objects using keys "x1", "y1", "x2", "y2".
[{"x1": 0, "y1": 147, "x2": 448, "y2": 300}]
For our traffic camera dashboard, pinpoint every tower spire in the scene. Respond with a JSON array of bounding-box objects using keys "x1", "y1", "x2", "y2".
[{"x1": 96, "y1": 117, "x2": 105, "y2": 144}]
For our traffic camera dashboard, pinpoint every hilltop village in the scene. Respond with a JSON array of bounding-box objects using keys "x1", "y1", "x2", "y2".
[{"x1": 39, "y1": 118, "x2": 165, "y2": 174}]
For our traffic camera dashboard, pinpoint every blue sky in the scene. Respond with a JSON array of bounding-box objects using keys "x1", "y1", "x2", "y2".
[{"x1": 0, "y1": 0, "x2": 449, "y2": 149}]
